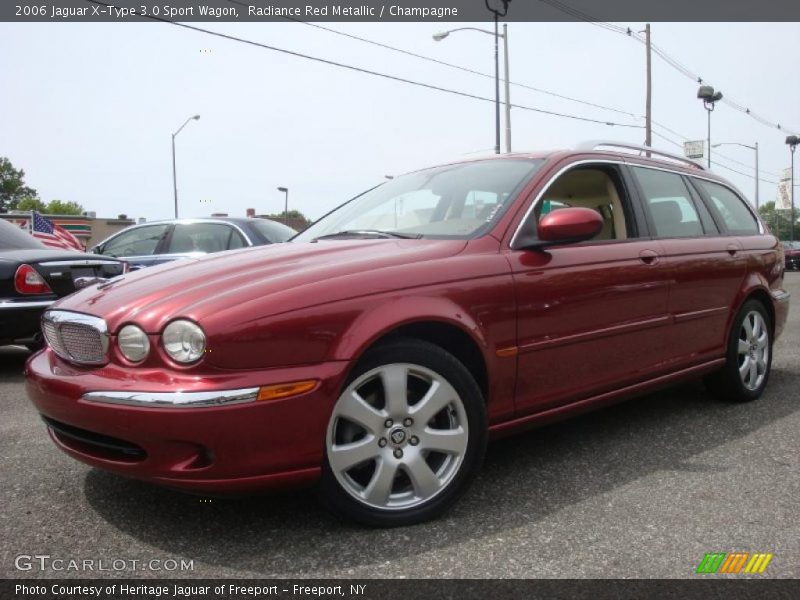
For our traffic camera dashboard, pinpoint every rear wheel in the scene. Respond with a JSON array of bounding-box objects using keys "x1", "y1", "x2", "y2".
[
  {"x1": 320, "y1": 338, "x2": 487, "y2": 527},
  {"x1": 704, "y1": 300, "x2": 772, "y2": 403}
]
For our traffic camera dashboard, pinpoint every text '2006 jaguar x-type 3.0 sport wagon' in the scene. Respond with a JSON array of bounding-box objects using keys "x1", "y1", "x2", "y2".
[{"x1": 26, "y1": 142, "x2": 790, "y2": 526}]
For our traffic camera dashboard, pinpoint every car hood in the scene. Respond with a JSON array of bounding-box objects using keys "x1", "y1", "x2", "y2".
[{"x1": 53, "y1": 239, "x2": 468, "y2": 333}]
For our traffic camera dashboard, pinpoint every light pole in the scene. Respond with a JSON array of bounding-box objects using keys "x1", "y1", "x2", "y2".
[
  {"x1": 171, "y1": 114, "x2": 200, "y2": 219},
  {"x1": 713, "y1": 142, "x2": 760, "y2": 209},
  {"x1": 697, "y1": 86, "x2": 722, "y2": 169},
  {"x1": 433, "y1": 1, "x2": 511, "y2": 154},
  {"x1": 788, "y1": 136, "x2": 798, "y2": 242},
  {"x1": 277, "y1": 186, "x2": 289, "y2": 225}
]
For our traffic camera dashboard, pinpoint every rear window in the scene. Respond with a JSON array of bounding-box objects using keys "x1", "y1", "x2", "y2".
[
  {"x1": 694, "y1": 179, "x2": 760, "y2": 234},
  {"x1": 250, "y1": 219, "x2": 296, "y2": 243},
  {"x1": 0, "y1": 219, "x2": 45, "y2": 249}
]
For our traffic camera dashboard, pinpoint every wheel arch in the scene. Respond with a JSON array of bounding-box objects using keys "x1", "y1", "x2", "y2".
[{"x1": 329, "y1": 297, "x2": 492, "y2": 403}]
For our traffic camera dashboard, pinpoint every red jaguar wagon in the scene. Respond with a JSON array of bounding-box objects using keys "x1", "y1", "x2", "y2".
[{"x1": 26, "y1": 142, "x2": 790, "y2": 526}]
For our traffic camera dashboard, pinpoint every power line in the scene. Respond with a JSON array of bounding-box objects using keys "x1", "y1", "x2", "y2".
[
  {"x1": 84, "y1": 0, "x2": 643, "y2": 129},
  {"x1": 651, "y1": 130, "x2": 778, "y2": 184},
  {"x1": 279, "y1": 16, "x2": 642, "y2": 120},
  {"x1": 538, "y1": 0, "x2": 799, "y2": 136}
]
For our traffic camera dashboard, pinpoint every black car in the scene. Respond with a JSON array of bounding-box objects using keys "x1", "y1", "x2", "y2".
[
  {"x1": 0, "y1": 220, "x2": 126, "y2": 349},
  {"x1": 90, "y1": 217, "x2": 296, "y2": 270}
]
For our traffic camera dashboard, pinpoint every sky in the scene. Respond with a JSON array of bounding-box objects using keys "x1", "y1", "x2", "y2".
[{"x1": 1, "y1": 20, "x2": 798, "y2": 222}]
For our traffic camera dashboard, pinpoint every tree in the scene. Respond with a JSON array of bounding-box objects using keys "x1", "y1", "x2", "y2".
[
  {"x1": 16, "y1": 197, "x2": 47, "y2": 212},
  {"x1": 45, "y1": 199, "x2": 84, "y2": 215},
  {"x1": 759, "y1": 201, "x2": 798, "y2": 241},
  {"x1": 0, "y1": 157, "x2": 38, "y2": 212},
  {"x1": 265, "y1": 209, "x2": 312, "y2": 230}
]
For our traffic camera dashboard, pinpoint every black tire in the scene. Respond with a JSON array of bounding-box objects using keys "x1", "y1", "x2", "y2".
[
  {"x1": 320, "y1": 338, "x2": 487, "y2": 527},
  {"x1": 704, "y1": 299, "x2": 772, "y2": 403}
]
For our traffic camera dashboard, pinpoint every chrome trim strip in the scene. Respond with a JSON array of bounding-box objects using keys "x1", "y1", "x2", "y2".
[
  {"x1": 0, "y1": 299, "x2": 54, "y2": 309},
  {"x1": 509, "y1": 157, "x2": 765, "y2": 248},
  {"x1": 38, "y1": 259, "x2": 122, "y2": 267},
  {"x1": 82, "y1": 387, "x2": 260, "y2": 408}
]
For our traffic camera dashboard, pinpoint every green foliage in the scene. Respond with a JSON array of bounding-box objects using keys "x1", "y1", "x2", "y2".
[
  {"x1": 45, "y1": 199, "x2": 84, "y2": 215},
  {"x1": 0, "y1": 157, "x2": 38, "y2": 212},
  {"x1": 759, "y1": 201, "x2": 799, "y2": 241},
  {"x1": 266, "y1": 210, "x2": 312, "y2": 228},
  {"x1": 16, "y1": 197, "x2": 47, "y2": 212}
]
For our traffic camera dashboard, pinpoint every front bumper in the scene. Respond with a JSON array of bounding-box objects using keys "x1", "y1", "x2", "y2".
[{"x1": 25, "y1": 349, "x2": 350, "y2": 493}]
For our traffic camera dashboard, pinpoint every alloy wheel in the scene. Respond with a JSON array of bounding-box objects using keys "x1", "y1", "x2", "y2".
[
  {"x1": 326, "y1": 363, "x2": 469, "y2": 511},
  {"x1": 737, "y1": 310, "x2": 769, "y2": 391}
]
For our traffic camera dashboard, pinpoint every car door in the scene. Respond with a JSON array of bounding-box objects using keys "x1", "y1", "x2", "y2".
[
  {"x1": 96, "y1": 224, "x2": 171, "y2": 270},
  {"x1": 628, "y1": 166, "x2": 747, "y2": 369},
  {"x1": 506, "y1": 160, "x2": 671, "y2": 415}
]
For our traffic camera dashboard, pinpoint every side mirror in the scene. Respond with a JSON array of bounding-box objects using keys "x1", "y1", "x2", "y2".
[
  {"x1": 513, "y1": 207, "x2": 603, "y2": 250},
  {"x1": 91, "y1": 245, "x2": 103, "y2": 255}
]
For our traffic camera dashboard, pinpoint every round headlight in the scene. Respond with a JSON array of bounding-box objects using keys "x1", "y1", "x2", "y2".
[
  {"x1": 163, "y1": 319, "x2": 206, "y2": 363},
  {"x1": 118, "y1": 324, "x2": 150, "y2": 363}
]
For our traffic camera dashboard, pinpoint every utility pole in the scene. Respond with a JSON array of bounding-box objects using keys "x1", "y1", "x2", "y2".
[
  {"x1": 644, "y1": 24, "x2": 652, "y2": 151},
  {"x1": 493, "y1": 11, "x2": 500, "y2": 155},
  {"x1": 503, "y1": 23, "x2": 511, "y2": 153}
]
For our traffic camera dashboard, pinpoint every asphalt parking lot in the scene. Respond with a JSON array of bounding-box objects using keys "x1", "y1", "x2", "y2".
[{"x1": 1, "y1": 274, "x2": 798, "y2": 580}]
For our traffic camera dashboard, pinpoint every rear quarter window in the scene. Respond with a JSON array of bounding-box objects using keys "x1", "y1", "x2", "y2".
[{"x1": 694, "y1": 179, "x2": 760, "y2": 235}]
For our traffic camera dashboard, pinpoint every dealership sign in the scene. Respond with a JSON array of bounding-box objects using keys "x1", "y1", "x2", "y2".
[{"x1": 683, "y1": 140, "x2": 705, "y2": 160}]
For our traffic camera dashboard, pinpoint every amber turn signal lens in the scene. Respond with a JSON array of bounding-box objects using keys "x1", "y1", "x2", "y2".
[{"x1": 257, "y1": 380, "x2": 318, "y2": 401}]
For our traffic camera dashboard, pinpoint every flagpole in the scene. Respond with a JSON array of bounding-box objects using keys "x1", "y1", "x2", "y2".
[{"x1": 29, "y1": 210, "x2": 33, "y2": 233}]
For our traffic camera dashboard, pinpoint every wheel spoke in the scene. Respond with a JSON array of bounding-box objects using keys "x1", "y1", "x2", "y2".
[
  {"x1": 742, "y1": 315, "x2": 754, "y2": 339},
  {"x1": 337, "y1": 391, "x2": 385, "y2": 435},
  {"x1": 411, "y1": 379, "x2": 458, "y2": 425},
  {"x1": 756, "y1": 331, "x2": 768, "y2": 349},
  {"x1": 738, "y1": 339, "x2": 750, "y2": 355},
  {"x1": 739, "y1": 356, "x2": 751, "y2": 378},
  {"x1": 748, "y1": 359, "x2": 758, "y2": 386},
  {"x1": 420, "y1": 427, "x2": 468, "y2": 455},
  {"x1": 405, "y1": 453, "x2": 441, "y2": 499},
  {"x1": 329, "y1": 437, "x2": 379, "y2": 473},
  {"x1": 380, "y1": 365, "x2": 409, "y2": 418},
  {"x1": 752, "y1": 315, "x2": 762, "y2": 338},
  {"x1": 363, "y1": 457, "x2": 398, "y2": 505}
]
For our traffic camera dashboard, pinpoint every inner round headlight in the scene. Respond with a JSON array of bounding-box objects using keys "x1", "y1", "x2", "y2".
[
  {"x1": 162, "y1": 319, "x2": 206, "y2": 363},
  {"x1": 118, "y1": 324, "x2": 150, "y2": 363}
]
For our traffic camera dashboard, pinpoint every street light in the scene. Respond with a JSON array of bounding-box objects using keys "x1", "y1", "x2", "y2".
[
  {"x1": 697, "y1": 85, "x2": 722, "y2": 169},
  {"x1": 787, "y1": 135, "x2": 799, "y2": 242},
  {"x1": 277, "y1": 186, "x2": 289, "y2": 225},
  {"x1": 713, "y1": 142, "x2": 760, "y2": 209},
  {"x1": 171, "y1": 114, "x2": 200, "y2": 219},
  {"x1": 433, "y1": 0, "x2": 511, "y2": 154}
]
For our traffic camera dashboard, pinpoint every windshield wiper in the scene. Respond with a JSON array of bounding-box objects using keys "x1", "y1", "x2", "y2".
[{"x1": 312, "y1": 229, "x2": 422, "y2": 241}]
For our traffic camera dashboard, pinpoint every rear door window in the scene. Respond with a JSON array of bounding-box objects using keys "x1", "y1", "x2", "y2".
[
  {"x1": 694, "y1": 179, "x2": 760, "y2": 234},
  {"x1": 166, "y1": 223, "x2": 241, "y2": 254},
  {"x1": 632, "y1": 167, "x2": 704, "y2": 238},
  {"x1": 100, "y1": 225, "x2": 170, "y2": 257}
]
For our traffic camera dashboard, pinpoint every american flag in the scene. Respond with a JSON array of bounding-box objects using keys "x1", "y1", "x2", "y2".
[{"x1": 30, "y1": 211, "x2": 84, "y2": 251}]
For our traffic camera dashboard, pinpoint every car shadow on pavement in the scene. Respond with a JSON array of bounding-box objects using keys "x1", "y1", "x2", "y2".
[{"x1": 82, "y1": 365, "x2": 800, "y2": 577}]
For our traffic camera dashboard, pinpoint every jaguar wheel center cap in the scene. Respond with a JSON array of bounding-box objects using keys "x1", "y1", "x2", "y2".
[{"x1": 390, "y1": 428, "x2": 407, "y2": 446}]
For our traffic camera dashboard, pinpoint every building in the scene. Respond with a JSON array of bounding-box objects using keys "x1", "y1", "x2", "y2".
[{"x1": 0, "y1": 212, "x2": 136, "y2": 250}]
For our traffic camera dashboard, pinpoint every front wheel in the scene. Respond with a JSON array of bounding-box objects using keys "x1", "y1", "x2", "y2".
[
  {"x1": 320, "y1": 338, "x2": 487, "y2": 527},
  {"x1": 704, "y1": 300, "x2": 772, "y2": 403}
]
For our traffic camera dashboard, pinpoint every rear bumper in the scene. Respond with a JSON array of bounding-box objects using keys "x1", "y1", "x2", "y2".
[
  {"x1": 0, "y1": 298, "x2": 53, "y2": 344},
  {"x1": 25, "y1": 349, "x2": 351, "y2": 493}
]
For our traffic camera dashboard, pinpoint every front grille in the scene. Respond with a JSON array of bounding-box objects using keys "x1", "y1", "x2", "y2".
[
  {"x1": 41, "y1": 310, "x2": 109, "y2": 365},
  {"x1": 43, "y1": 416, "x2": 146, "y2": 461}
]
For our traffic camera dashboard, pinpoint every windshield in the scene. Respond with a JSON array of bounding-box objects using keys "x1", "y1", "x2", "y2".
[
  {"x1": 293, "y1": 159, "x2": 543, "y2": 242},
  {"x1": 0, "y1": 219, "x2": 46, "y2": 250}
]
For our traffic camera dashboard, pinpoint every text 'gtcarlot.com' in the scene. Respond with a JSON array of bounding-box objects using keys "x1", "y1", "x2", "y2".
[{"x1": 14, "y1": 554, "x2": 194, "y2": 572}]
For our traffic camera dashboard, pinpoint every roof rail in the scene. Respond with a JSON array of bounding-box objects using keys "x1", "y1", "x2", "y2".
[{"x1": 576, "y1": 140, "x2": 705, "y2": 170}]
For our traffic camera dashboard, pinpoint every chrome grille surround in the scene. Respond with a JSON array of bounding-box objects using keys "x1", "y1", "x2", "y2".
[{"x1": 41, "y1": 310, "x2": 109, "y2": 365}]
